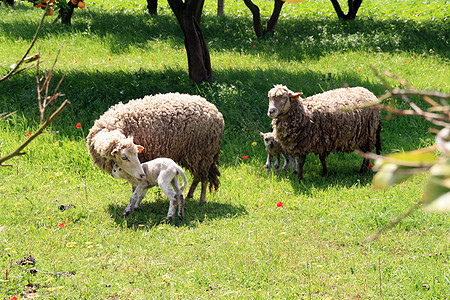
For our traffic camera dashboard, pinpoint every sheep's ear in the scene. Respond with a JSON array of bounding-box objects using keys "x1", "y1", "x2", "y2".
[
  {"x1": 289, "y1": 92, "x2": 303, "y2": 101},
  {"x1": 259, "y1": 131, "x2": 264, "y2": 137},
  {"x1": 137, "y1": 145, "x2": 145, "y2": 153},
  {"x1": 111, "y1": 148, "x2": 119, "y2": 156}
]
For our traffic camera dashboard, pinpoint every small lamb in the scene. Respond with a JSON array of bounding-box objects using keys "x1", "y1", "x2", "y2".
[
  {"x1": 259, "y1": 131, "x2": 298, "y2": 174},
  {"x1": 111, "y1": 158, "x2": 188, "y2": 219}
]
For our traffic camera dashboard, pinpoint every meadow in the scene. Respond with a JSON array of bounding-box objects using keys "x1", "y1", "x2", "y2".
[{"x1": 0, "y1": 0, "x2": 449, "y2": 298}]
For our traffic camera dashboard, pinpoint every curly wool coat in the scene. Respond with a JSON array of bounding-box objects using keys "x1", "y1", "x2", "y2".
[
  {"x1": 87, "y1": 93, "x2": 224, "y2": 203},
  {"x1": 268, "y1": 85, "x2": 381, "y2": 181}
]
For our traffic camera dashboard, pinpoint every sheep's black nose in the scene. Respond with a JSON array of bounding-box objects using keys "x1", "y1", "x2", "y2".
[
  {"x1": 140, "y1": 174, "x2": 146, "y2": 179},
  {"x1": 268, "y1": 108, "x2": 276, "y2": 116}
]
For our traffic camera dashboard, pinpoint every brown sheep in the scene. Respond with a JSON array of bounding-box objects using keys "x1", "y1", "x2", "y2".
[{"x1": 267, "y1": 84, "x2": 381, "y2": 182}]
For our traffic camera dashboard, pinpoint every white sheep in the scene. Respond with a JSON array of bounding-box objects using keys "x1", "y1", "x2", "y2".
[
  {"x1": 87, "y1": 93, "x2": 224, "y2": 204},
  {"x1": 267, "y1": 84, "x2": 382, "y2": 181},
  {"x1": 111, "y1": 158, "x2": 188, "y2": 219},
  {"x1": 259, "y1": 131, "x2": 298, "y2": 174}
]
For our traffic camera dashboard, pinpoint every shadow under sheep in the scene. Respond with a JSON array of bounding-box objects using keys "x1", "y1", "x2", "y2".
[{"x1": 107, "y1": 194, "x2": 247, "y2": 228}]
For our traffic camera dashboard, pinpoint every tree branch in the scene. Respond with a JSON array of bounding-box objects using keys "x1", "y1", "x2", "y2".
[{"x1": 0, "y1": 100, "x2": 71, "y2": 166}]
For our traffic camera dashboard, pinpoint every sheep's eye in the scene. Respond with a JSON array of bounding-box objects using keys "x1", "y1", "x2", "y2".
[{"x1": 121, "y1": 154, "x2": 128, "y2": 161}]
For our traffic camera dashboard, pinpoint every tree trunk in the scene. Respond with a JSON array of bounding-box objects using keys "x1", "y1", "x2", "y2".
[
  {"x1": 147, "y1": 0, "x2": 157, "y2": 15},
  {"x1": 265, "y1": 0, "x2": 284, "y2": 36},
  {"x1": 244, "y1": 0, "x2": 285, "y2": 38},
  {"x1": 330, "y1": 0, "x2": 363, "y2": 20},
  {"x1": 217, "y1": 0, "x2": 225, "y2": 16},
  {"x1": 60, "y1": 1, "x2": 76, "y2": 24},
  {"x1": 168, "y1": 0, "x2": 212, "y2": 84}
]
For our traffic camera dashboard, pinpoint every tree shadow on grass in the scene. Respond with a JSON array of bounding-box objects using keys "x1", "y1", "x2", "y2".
[{"x1": 107, "y1": 194, "x2": 247, "y2": 229}]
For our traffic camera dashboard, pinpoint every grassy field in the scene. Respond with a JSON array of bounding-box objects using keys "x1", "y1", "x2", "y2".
[{"x1": 0, "y1": 0, "x2": 449, "y2": 298}]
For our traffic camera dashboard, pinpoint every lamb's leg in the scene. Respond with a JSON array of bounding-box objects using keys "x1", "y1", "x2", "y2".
[
  {"x1": 159, "y1": 179, "x2": 178, "y2": 220},
  {"x1": 291, "y1": 156, "x2": 298, "y2": 174},
  {"x1": 319, "y1": 153, "x2": 328, "y2": 177},
  {"x1": 281, "y1": 153, "x2": 290, "y2": 172},
  {"x1": 122, "y1": 184, "x2": 146, "y2": 216},
  {"x1": 133, "y1": 186, "x2": 149, "y2": 210},
  {"x1": 274, "y1": 154, "x2": 281, "y2": 174},
  {"x1": 171, "y1": 175, "x2": 185, "y2": 219},
  {"x1": 199, "y1": 180, "x2": 208, "y2": 204},
  {"x1": 297, "y1": 155, "x2": 306, "y2": 182},
  {"x1": 178, "y1": 193, "x2": 185, "y2": 219},
  {"x1": 186, "y1": 177, "x2": 200, "y2": 199},
  {"x1": 265, "y1": 153, "x2": 272, "y2": 174}
]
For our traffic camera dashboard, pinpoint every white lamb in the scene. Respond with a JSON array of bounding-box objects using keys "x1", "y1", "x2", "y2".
[{"x1": 111, "y1": 158, "x2": 188, "y2": 219}]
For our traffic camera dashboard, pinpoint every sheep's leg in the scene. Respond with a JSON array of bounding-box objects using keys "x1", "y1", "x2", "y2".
[
  {"x1": 199, "y1": 180, "x2": 208, "y2": 204},
  {"x1": 297, "y1": 155, "x2": 306, "y2": 182},
  {"x1": 186, "y1": 177, "x2": 200, "y2": 199},
  {"x1": 274, "y1": 154, "x2": 281, "y2": 174},
  {"x1": 265, "y1": 153, "x2": 272, "y2": 174},
  {"x1": 359, "y1": 158, "x2": 370, "y2": 174},
  {"x1": 281, "y1": 153, "x2": 290, "y2": 172},
  {"x1": 319, "y1": 153, "x2": 328, "y2": 177}
]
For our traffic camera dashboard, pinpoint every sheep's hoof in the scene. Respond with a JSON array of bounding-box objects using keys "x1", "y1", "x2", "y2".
[
  {"x1": 121, "y1": 210, "x2": 131, "y2": 217},
  {"x1": 166, "y1": 216, "x2": 174, "y2": 222}
]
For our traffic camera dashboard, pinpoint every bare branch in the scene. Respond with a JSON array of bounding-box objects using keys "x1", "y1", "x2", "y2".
[
  {"x1": 0, "y1": 8, "x2": 49, "y2": 82},
  {"x1": 0, "y1": 111, "x2": 17, "y2": 121},
  {"x1": 0, "y1": 100, "x2": 71, "y2": 166}
]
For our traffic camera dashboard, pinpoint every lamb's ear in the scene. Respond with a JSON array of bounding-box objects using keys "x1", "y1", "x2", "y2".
[
  {"x1": 259, "y1": 131, "x2": 264, "y2": 137},
  {"x1": 289, "y1": 92, "x2": 303, "y2": 101},
  {"x1": 137, "y1": 145, "x2": 145, "y2": 153}
]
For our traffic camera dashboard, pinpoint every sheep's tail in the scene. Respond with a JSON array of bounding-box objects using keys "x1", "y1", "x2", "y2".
[
  {"x1": 178, "y1": 168, "x2": 188, "y2": 193},
  {"x1": 375, "y1": 121, "x2": 382, "y2": 155},
  {"x1": 208, "y1": 154, "x2": 221, "y2": 192}
]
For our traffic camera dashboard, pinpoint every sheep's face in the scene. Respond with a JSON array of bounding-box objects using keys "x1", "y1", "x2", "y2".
[
  {"x1": 267, "y1": 85, "x2": 302, "y2": 119},
  {"x1": 259, "y1": 131, "x2": 276, "y2": 149},
  {"x1": 111, "y1": 146, "x2": 146, "y2": 181},
  {"x1": 268, "y1": 94, "x2": 291, "y2": 119}
]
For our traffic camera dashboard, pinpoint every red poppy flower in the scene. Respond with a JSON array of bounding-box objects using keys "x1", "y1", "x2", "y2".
[
  {"x1": 76, "y1": 123, "x2": 81, "y2": 129},
  {"x1": 181, "y1": 49, "x2": 184, "y2": 52},
  {"x1": 26, "y1": 132, "x2": 31, "y2": 137},
  {"x1": 10, "y1": 297, "x2": 18, "y2": 300},
  {"x1": 422, "y1": 194, "x2": 426, "y2": 198},
  {"x1": 242, "y1": 155, "x2": 248, "y2": 159},
  {"x1": 58, "y1": 221, "x2": 65, "y2": 228},
  {"x1": 108, "y1": 58, "x2": 111, "y2": 61},
  {"x1": 277, "y1": 201, "x2": 283, "y2": 208},
  {"x1": 369, "y1": 163, "x2": 373, "y2": 168},
  {"x1": 252, "y1": 45, "x2": 256, "y2": 48}
]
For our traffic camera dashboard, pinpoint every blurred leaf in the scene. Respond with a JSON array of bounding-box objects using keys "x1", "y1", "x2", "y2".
[
  {"x1": 385, "y1": 148, "x2": 438, "y2": 166},
  {"x1": 10, "y1": 55, "x2": 41, "y2": 69},
  {"x1": 372, "y1": 163, "x2": 418, "y2": 189},
  {"x1": 372, "y1": 148, "x2": 438, "y2": 190},
  {"x1": 423, "y1": 158, "x2": 450, "y2": 213}
]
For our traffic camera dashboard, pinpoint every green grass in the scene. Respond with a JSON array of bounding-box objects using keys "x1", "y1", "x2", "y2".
[{"x1": 0, "y1": 0, "x2": 449, "y2": 298}]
